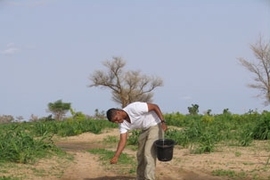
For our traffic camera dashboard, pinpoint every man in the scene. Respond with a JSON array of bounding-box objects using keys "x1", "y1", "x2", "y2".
[{"x1": 106, "y1": 101, "x2": 167, "y2": 180}]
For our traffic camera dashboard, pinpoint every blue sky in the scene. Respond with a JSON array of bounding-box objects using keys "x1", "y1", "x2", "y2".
[{"x1": 0, "y1": 0, "x2": 269, "y2": 119}]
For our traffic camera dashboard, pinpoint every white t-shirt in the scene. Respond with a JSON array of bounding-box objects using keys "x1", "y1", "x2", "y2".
[{"x1": 119, "y1": 102, "x2": 161, "y2": 134}]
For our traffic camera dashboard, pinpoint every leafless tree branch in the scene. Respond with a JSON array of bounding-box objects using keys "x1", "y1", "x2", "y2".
[
  {"x1": 238, "y1": 35, "x2": 270, "y2": 105},
  {"x1": 89, "y1": 57, "x2": 163, "y2": 107}
]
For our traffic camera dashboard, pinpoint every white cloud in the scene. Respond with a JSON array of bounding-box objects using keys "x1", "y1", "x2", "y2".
[
  {"x1": 0, "y1": 47, "x2": 20, "y2": 55},
  {"x1": 0, "y1": 43, "x2": 20, "y2": 55},
  {"x1": 0, "y1": 42, "x2": 37, "y2": 55}
]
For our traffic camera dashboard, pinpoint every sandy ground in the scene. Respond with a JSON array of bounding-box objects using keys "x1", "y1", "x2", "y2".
[
  {"x1": 1, "y1": 128, "x2": 270, "y2": 180},
  {"x1": 56, "y1": 128, "x2": 270, "y2": 180}
]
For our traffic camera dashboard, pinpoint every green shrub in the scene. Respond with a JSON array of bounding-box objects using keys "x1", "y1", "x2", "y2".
[
  {"x1": 0, "y1": 126, "x2": 60, "y2": 164},
  {"x1": 127, "y1": 130, "x2": 140, "y2": 145},
  {"x1": 164, "y1": 112, "x2": 186, "y2": 126},
  {"x1": 238, "y1": 124, "x2": 254, "y2": 146},
  {"x1": 194, "y1": 132, "x2": 216, "y2": 154},
  {"x1": 165, "y1": 129, "x2": 188, "y2": 147},
  {"x1": 253, "y1": 111, "x2": 270, "y2": 140}
]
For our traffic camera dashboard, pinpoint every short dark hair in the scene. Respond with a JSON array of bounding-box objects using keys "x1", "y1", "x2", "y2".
[{"x1": 106, "y1": 108, "x2": 119, "y2": 122}]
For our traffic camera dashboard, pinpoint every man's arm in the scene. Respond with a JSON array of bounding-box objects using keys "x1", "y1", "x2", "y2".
[
  {"x1": 110, "y1": 132, "x2": 127, "y2": 164},
  {"x1": 147, "y1": 103, "x2": 164, "y2": 121},
  {"x1": 147, "y1": 103, "x2": 167, "y2": 131}
]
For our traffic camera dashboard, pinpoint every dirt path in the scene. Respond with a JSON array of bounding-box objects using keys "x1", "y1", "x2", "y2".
[
  {"x1": 56, "y1": 129, "x2": 213, "y2": 180},
  {"x1": 53, "y1": 128, "x2": 270, "y2": 180},
  {"x1": 1, "y1": 128, "x2": 269, "y2": 180}
]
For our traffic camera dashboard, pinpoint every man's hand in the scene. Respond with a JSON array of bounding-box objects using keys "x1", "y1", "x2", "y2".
[
  {"x1": 110, "y1": 156, "x2": 119, "y2": 164},
  {"x1": 161, "y1": 123, "x2": 167, "y2": 131}
]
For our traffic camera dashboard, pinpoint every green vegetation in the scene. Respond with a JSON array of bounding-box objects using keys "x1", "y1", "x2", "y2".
[
  {"x1": 88, "y1": 148, "x2": 136, "y2": 174},
  {"x1": 125, "y1": 110, "x2": 270, "y2": 155},
  {"x1": 0, "y1": 126, "x2": 59, "y2": 164},
  {"x1": 0, "y1": 118, "x2": 117, "y2": 164},
  {"x1": 27, "y1": 118, "x2": 117, "y2": 137},
  {"x1": 0, "y1": 177, "x2": 19, "y2": 180},
  {"x1": 163, "y1": 110, "x2": 270, "y2": 154},
  {"x1": 1, "y1": 111, "x2": 270, "y2": 158},
  {"x1": 89, "y1": 148, "x2": 134, "y2": 165},
  {"x1": 0, "y1": 110, "x2": 270, "y2": 179},
  {"x1": 212, "y1": 169, "x2": 247, "y2": 179},
  {"x1": 0, "y1": 108, "x2": 270, "y2": 158}
]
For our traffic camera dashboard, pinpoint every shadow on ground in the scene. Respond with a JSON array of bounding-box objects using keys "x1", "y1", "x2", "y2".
[{"x1": 84, "y1": 176, "x2": 134, "y2": 180}]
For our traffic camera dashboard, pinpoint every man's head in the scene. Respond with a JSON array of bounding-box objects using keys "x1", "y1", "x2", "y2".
[{"x1": 106, "y1": 108, "x2": 124, "y2": 124}]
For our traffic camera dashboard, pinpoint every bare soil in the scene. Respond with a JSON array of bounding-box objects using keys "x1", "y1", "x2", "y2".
[{"x1": 1, "y1": 128, "x2": 270, "y2": 180}]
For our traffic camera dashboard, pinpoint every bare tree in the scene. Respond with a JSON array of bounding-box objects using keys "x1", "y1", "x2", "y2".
[
  {"x1": 238, "y1": 36, "x2": 270, "y2": 105},
  {"x1": 89, "y1": 57, "x2": 163, "y2": 107}
]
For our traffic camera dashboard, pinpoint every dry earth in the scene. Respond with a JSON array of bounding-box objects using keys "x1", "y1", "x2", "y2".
[{"x1": 1, "y1": 128, "x2": 270, "y2": 180}]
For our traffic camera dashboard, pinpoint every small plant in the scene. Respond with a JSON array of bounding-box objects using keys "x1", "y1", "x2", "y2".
[
  {"x1": 212, "y1": 169, "x2": 247, "y2": 179},
  {"x1": 212, "y1": 169, "x2": 235, "y2": 177},
  {"x1": 88, "y1": 148, "x2": 136, "y2": 175},
  {"x1": 192, "y1": 132, "x2": 216, "y2": 154},
  {"x1": 0, "y1": 176, "x2": 19, "y2": 180},
  {"x1": 103, "y1": 135, "x2": 118, "y2": 144},
  {"x1": 127, "y1": 130, "x2": 140, "y2": 145},
  {"x1": 238, "y1": 124, "x2": 253, "y2": 146},
  {"x1": 235, "y1": 151, "x2": 241, "y2": 157},
  {"x1": 165, "y1": 129, "x2": 188, "y2": 147},
  {"x1": 89, "y1": 148, "x2": 134, "y2": 164}
]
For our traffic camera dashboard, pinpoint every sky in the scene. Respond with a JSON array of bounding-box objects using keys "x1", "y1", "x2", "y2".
[{"x1": 0, "y1": 0, "x2": 270, "y2": 119}]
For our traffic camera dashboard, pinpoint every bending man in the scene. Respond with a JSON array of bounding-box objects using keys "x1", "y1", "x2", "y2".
[{"x1": 106, "y1": 101, "x2": 167, "y2": 180}]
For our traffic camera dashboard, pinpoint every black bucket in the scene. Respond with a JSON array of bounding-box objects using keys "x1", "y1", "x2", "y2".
[{"x1": 154, "y1": 139, "x2": 175, "y2": 162}]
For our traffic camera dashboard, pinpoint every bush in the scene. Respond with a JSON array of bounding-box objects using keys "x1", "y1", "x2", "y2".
[
  {"x1": 252, "y1": 111, "x2": 270, "y2": 140},
  {"x1": 0, "y1": 126, "x2": 60, "y2": 164}
]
